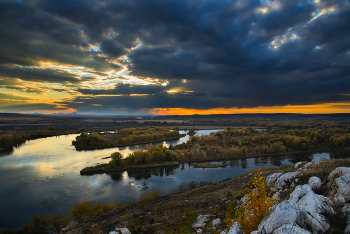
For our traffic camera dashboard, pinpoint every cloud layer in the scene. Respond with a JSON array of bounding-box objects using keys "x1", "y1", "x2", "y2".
[{"x1": 0, "y1": 0, "x2": 349, "y2": 114}]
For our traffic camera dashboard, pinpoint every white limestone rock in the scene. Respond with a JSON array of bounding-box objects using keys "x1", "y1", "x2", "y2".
[
  {"x1": 212, "y1": 218, "x2": 221, "y2": 227},
  {"x1": 239, "y1": 194, "x2": 249, "y2": 205},
  {"x1": 327, "y1": 167, "x2": 350, "y2": 203},
  {"x1": 308, "y1": 176, "x2": 322, "y2": 192},
  {"x1": 289, "y1": 184, "x2": 334, "y2": 234},
  {"x1": 227, "y1": 221, "x2": 244, "y2": 234},
  {"x1": 110, "y1": 228, "x2": 131, "y2": 234},
  {"x1": 294, "y1": 162, "x2": 304, "y2": 169},
  {"x1": 266, "y1": 173, "x2": 283, "y2": 187},
  {"x1": 255, "y1": 200, "x2": 307, "y2": 234},
  {"x1": 275, "y1": 172, "x2": 299, "y2": 190},
  {"x1": 192, "y1": 214, "x2": 210, "y2": 229},
  {"x1": 343, "y1": 204, "x2": 350, "y2": 234},
  {"x1": 272, "y1": 224, "x2": 311, "y2": 234},
  {"x1": 273, "y1": 191, "x2": 281, "y2": 200},
  {"x1": 197, "y1": 228, "x2": 203, "y2": 233}
]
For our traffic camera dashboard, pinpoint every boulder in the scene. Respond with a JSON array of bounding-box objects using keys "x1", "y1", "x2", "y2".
[
  {"x1": 192, "y1": 214, "x2": 210, "y2": 229},
  {"x1": 273, "y1": 224, "x2": 311, "y2": 234},
  {"x1": 197, "y1": 228, "x2": 203, "y2": 233},
  {"x1": 266, "y1": 173, "x2": 283, "y2": 187},
  {"x1": 326, "y1": 167, "x2": 350, "y2": 203},
  {"x1": 308, "y1": 176, "x2": 322, "y2": 192},
  {"x1": 255, "y1": 200, "x2": 307, "y2": 234},
  {"x1": 212, "y1": 218, "x2": 221, "y2": 227},
  {"x1": 110, "y1": 228, "x2": 131, "y2": 234},
  {"x1": 275, "y1": 172, "x2": 299, "y2": 190},
  {"x1": 227, "y1": 221, "x2": 244, "y2": 234},
  {"x1": 294, "y1": 162, "x2": 304, "y2": 169},
  {"x1": 342, "y1": 204, "x2": 350, "y2": 234},
  {"x1": 289, "y1": 184, "x2": 334, "y2": 233}
]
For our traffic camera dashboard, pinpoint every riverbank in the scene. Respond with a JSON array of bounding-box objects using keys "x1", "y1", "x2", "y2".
[
  {"x1": 80, "y1": 161, "x2": 180, "y2": 175},
  {"x1": 61, "y1": 157, "x2": 350, "y2": 234}
]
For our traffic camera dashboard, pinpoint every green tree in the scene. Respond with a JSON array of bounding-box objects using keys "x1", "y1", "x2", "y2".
[{"x1": 110, "y1": 152, "x2": 122, "y2": 167}]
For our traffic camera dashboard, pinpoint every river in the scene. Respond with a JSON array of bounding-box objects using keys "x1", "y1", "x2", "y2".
[{"x1": 0, "y1": 129, "x2": 348, "y2": 230}]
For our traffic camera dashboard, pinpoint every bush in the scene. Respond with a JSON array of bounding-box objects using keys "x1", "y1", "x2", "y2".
[
  {"x1": 187, "y1": 181, "x2": 198, "y2": 189},
  {"x1": 70, "y1": 201, "x2": 115, "y2": 223},
  {"x1": 47, "y1": 212, "x2": 70, "y2": 232},
  {"x1": 22, "y1": 214, "x2": 48, "y2": 234},
  {"x1": 139, "y1": 189, "x2": 160, "y2": 202},
  {"x1": 226, "y1": 170, "x2": 274, "y2": 233}
]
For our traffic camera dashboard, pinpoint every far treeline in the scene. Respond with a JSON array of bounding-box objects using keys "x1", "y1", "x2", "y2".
[
  {"x1": 72, "y1": 126, "x2": 186, "y2": 150},
  {"x1": 0, "y1": 126, "x2": 80, "y2": 148},
  {"x1": 81, "y1": 120, "x2": 350, "y2": 175}
]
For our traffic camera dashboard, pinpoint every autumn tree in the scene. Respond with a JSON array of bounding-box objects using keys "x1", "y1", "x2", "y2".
[
  {"x1": 226, "y1": 170, "x2": 274, "y2": 233},
  {"x1": 47, "y1": 212, "x2": 70, "y2": 232}
]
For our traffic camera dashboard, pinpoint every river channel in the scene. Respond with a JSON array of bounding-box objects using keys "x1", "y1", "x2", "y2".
[{"x1": 0, "y1": 129, "x2": 349, "y2": 230}]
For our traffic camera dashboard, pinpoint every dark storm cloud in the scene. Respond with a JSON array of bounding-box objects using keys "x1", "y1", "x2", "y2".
[
  {"x1": 0, "y1": 0, "x2": 349, "y2": 113},
  {"x1": 78, "y1": 83, "x2": 167, "y2": 95},
  {"x1": 0, "y1": 65, "x2": 80, "y2": 84}
]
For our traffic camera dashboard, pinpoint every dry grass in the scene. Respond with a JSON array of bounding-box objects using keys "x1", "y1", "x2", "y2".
[{"x1": 292, "y1": 158, "x2": 350, "y2": 186}]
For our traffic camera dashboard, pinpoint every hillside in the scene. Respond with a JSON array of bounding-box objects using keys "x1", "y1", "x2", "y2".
[{"x1": 60, "y1": 157, "x2": 350, "y2": 234}]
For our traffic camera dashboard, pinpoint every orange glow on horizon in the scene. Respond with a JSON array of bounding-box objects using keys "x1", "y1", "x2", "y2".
[{"x1": 149, "y1": 103, "x2": 350, "y2": 115}]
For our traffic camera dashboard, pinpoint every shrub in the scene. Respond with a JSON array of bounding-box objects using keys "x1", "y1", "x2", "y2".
[
  {"x1": 178, "y1": 182, "x2": 189, "y2": 192},
  {"x1": 47, "y1": 212, "x2": 70, "y2": 232},
  {"x1": 70, "y1": 201, "x2": 115, "y2": 223},
  {"x1": 187, "y1": 181, "x2": 198, "y2": 189},
  {"x1": 22, "y1": 214, "x2": 48, "y2": 234},
  {"x1": 226, "y1": 170, "x2": 274, "y2": 233},
  {"x1": 139, "y1": 189, "x2": 160, "y2": 202}
]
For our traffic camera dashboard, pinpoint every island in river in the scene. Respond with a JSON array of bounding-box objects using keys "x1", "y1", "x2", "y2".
[{"x1": 72, "y1": 126, "x2": 187, "y2": 150}]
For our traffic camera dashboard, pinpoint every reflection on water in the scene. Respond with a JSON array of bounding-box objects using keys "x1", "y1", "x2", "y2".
[
  {"x1": 0, "y1": 129, "x2": 349, "y2": 230},
  {"x1": 0, "y1": 146, "x2": 14, "y2": 157}
]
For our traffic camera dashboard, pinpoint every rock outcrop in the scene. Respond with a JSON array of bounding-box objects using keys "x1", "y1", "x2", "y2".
[
  {"x1": 290, "y1": 184, "x2": 334, "y2": 233},
  {"x1": 212, "y1": 218, "x2": 221, "y2": 227},
  {"x1": 266, "y1": 173, "x2": 283, "y2": 187},
  {"x1": 255, "y1": 200, "x2": 308, "y2": 234},
  {"x1": 227, "y1": 221, "x2": 244, "y2": 234},
  {"x1": 308, "y1": 176, "x2": 322, "y2": 192},
  {"x1": 325, "y1": 167, "x2": 350, "y2": 204},
  {"x1": 248, "y1": 163, "x2": 350, "y2": 234},
  {"x1": 274, "y1": 172, "x2": 299, "y2": 190}
]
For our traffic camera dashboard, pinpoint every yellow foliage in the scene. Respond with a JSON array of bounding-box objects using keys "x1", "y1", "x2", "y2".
[
  {"x1": 226, "y1": 170, "x2": 274, "y2": 233},
  {"x1": 70, "y1": 201, "x2": 115, "y2": 223},
  {"x1": 139, "y1": 189, "x2": 160, "y2": 202}
]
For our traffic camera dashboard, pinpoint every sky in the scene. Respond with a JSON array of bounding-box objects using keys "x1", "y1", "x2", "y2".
[{"x1": 0, "y1": 0, "x2": 349, "y2": 115}]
